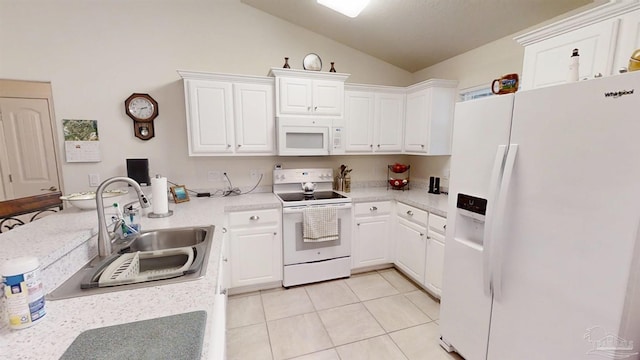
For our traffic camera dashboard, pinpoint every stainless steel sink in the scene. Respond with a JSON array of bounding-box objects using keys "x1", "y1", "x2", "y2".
[
  {"x1": 47, "y1": 225, "x2": 215, "y2": 300},
  {"x1": 119, "y1": 227, "x2": 208, "y2": 252}
]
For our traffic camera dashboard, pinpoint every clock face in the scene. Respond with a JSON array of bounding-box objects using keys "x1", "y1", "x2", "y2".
[{"x1": 128, "y1": 97, "x2": 155, "y2": 120}]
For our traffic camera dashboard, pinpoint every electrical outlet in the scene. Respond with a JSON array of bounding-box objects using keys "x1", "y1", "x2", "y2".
[
  {"x1": 89, "y1": 173, "x2": 100, "y2": 187},
  {"x1": 250, "y1": 169, "x2": 260, "y2": 180},
  {"x1": 207, "y1": 171, "x2": 221, "y2": 182}
]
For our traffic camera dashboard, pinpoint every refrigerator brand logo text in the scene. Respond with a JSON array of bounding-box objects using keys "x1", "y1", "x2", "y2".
[
  {"x1": 584, "y1": 326, "x2": 638, "y2": 359},
  {"x1": 604, "y1": 89, "x2": 634, "y2": 98}
]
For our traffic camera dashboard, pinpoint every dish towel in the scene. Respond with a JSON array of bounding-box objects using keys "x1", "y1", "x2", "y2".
[{"x1": 303, "y1": 207, "x2": 339, "y2": 242}]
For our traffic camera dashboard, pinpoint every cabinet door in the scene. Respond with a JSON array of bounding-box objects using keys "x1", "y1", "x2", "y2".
[
  {"x1": 229, "y1": 225, "x2": 282, "y2": 288},
  {"x1": 353, "y1": 214, "x2": 391, "y2": 268},
  {"x1": 233, "y1": 83, "x2": 275, "y2": 154},
  {"x1": 521, "y1": 18, "x2": 619, "y2": 89},
  {"x1": 185, "y1": 79, "x2": 234, "y2": 154},
  {"x1": 221, "y1": 229, "x2": 231, "y2": 293},
  {"x1": 374, "y1": 93, "x2": 404, "y2": 152},
  {"x1": 424, "y1": 230, "x2": 445, "y2": 297},
  {"x1": 312, "y1": 79, "x2": 344, "y2": 116},
  {"x1": 278, "y1": 77, "x2": 312, "y2": 115},
  {"x1": 615, "y1": 9, "x2": 640, "y2": 71},
  {"x1": 404, "y1": 89, "x2": 429, "y2": 153},
  {"x1": 345, "y1": 91, "x2": 375, "y2": 152},
  {"x1": 395, "y1": 217, "x2": 427, "y2": 284}
]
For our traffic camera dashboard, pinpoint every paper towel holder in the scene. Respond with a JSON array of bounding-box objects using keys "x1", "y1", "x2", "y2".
[
  {"x1": 148, "y1": 209, "x2": 173, "y2": 218},
  {"x1": 148, "y1": 175, "x2": 175, "y2": 218}
]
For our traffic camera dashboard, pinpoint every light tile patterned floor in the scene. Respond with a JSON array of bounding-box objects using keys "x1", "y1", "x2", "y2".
[{"x1": 226, "y1": 268, "x2": 464, "y2": 360}]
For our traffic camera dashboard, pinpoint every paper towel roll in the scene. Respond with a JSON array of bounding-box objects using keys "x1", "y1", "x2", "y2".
[{"x1": 151, "y1": 176, "x2": 169, "y2": 214}]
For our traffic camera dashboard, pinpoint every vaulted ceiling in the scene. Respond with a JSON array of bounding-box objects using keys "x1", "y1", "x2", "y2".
[{"x1": 242, "y1": 0, "x2": 596, "y2": 72}]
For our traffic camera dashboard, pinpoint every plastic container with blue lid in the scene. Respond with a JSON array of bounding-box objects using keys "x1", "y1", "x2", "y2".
[{"x1": 0, "y1": 256, "x2": 46, "y2": 329}]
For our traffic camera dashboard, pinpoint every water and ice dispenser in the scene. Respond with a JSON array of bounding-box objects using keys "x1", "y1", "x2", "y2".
[{"x1": 454, "y1": 193, "x2": 487, "y2": 247}]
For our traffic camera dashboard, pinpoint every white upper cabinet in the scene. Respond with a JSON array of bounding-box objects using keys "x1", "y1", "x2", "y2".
[
  {"x1": 344, "y1": 85, "x2": 405, "y2": 153},
  {"x1": 183, "y1": 79, "x2": 235, "y2": 154},
  {"x1": 345, "y1": 90, "x2": 375, "y2": 152},
  {"x1": 375, "y1": 92, "x2": 405, "y2": 152},
  {"x1": 270, "y1": 68, "x2": 349, "y2": 117},
  {"x1": 178, "y1": 70, "x2": 275, "y2": 156},
  {"x1": 516, "y1": 2, "x2": 640, "y2": 90},
  {"x1": 233, "y1": 82, "x2": 275, "y2": 154},
  {"x1": 404, "y1": 79, "x2": 457, "y2": 155}
]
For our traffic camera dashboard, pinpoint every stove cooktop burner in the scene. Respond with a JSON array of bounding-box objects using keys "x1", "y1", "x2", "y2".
[{"x1": 277, "y1": 191, "x2": 348, "y2": 202}]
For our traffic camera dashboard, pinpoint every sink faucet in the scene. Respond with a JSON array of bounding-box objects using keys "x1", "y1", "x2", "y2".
[{"x1": 96, "y1": 176, "x2": 150, "y2": 257}]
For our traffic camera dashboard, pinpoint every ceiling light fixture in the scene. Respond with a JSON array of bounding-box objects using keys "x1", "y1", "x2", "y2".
[{"x1": 317, "y1": 0, "x2": 370, "y2": 18}]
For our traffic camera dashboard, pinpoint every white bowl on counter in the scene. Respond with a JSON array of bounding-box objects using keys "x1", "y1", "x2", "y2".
[{"x1": 60, "y1": 189, "x2": 129, "y2": 210}]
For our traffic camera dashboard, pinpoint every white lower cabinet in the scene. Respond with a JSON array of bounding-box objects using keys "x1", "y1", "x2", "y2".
[
  {"x1": 227, "y1": 208, "x2": 282, "y2": 289},
  {"x1": 395, "y1": 216, "x2": 427, "y2": 284},
  {"x1": 352, "y1": 201, "x2": 392, "y2": 269},
  {"x1": 393, "y1": 202, "x2": 446, "y2": 298},
  {"x1": 424, "y1": 230, "x2": 445, "y2": 296}
]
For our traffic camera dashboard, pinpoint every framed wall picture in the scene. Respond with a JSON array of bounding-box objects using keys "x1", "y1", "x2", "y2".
[{"x1": 170, "y1": 185, "x2": 190, "y2": 203}]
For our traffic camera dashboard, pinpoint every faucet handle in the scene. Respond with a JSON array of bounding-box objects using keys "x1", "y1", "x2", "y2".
[{"x1": 139, "y1": 193, "x2": 150, "y2": 208}]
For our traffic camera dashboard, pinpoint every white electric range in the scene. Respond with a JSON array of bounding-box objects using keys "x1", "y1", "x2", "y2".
[{"x1": 273, "y1": 168, "x2": 352, "y2": 287}]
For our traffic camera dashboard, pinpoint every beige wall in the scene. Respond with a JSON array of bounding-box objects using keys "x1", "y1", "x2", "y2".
[
  {"x1": 0, "y1": 0, "x2": 415, "y2": 194},
  {"x1": 412, "y1": 35, "x2": 525, "y2": 92}
]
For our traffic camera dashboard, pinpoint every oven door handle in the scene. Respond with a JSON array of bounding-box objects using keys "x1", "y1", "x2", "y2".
[{"x1": 282, "y1": 203, "x2": 352, "y2": 213}]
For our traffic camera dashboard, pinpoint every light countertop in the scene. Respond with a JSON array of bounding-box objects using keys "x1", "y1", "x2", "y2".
[
  {"x1": 0, "y1": 192, "x2": 280, "y2": 360},
  {"x1": 0, "y1": 187, "x2": 447, "y2": 359}
]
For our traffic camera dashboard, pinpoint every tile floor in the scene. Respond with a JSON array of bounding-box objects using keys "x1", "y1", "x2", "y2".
[{"x1": 226, "y1": 268, "x2": 465, "y2": 360}]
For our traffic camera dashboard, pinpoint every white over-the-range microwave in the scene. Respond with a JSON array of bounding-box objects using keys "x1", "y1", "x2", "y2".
[{"x1": 276, "y1": 117, "x2": 345, "y2": 156}]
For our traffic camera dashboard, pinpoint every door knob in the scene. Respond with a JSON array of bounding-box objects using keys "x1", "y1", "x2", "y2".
[{"x1": 249, "y1": 215, "x2": 260, "y2": 220}]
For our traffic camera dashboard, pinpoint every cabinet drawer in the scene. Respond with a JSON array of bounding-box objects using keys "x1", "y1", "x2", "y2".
[
  {"x1": 354, "y1": 201, "x2": 392, "y2": 216},
  {"x1": 429, "y1": 214, "x2": 447, "y2": 234},
  {"x1": 396, "y1": 202, "x2": 428, "y2": 226},
  {"x1": 228, "y1": 209, "x2": 280, "y2": 227}
]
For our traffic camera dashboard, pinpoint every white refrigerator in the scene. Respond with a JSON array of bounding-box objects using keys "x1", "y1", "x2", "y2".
[{"x1": 439, "y1": 71, "x2": 640, "y2": 360}]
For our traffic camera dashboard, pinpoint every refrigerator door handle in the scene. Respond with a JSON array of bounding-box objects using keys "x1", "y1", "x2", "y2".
[
  {"x1": 483, "y1": 145, "x2": 508, "y2": 297},
  {"x1": 491, "y1": 144, "x2": 518, "y2": 301}
]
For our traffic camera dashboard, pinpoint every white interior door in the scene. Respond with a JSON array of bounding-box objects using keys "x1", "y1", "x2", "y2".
[{"x1": 0, "y1": 97, "x2": 60, "y2": 199}]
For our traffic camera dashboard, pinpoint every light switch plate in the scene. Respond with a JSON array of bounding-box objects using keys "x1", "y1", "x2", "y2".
[{"x1": 89, "y1": 173, "x2": 100, "y2": 187}]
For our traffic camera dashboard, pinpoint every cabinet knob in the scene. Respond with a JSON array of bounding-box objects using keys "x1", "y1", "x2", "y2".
[
  {"x1": 370, "y1": 206, "x2": 378, "y2": 211},
  {"x1": 357, "y1": 223, "x2": 360, "y2": 226},
  {"x1": 407, "y1": 210, "x2": 414, "y2": 216},
  {"x1": 274, "y1": 232, "x2": 277, "y2": 235},
  {"x1": 314, "y1": 106, "x2": 318, "y2": 111},
  {"x1": 222, "y1": 227, "x2": 227, "y2": 233},
  {"x1": 443, "y1": 225, "x2": 446, "y2": 230},
  {"x1": 594, "y1": 72, "x2": 603, "y2": 78},
  {"x1": 421, "y1": 144, "x2": 425, "y2": 148},
  {"x1": 420, "y1": 233, "x2": 425, "y2": 237},
  {"x1": 308, "y1": 106, "x2": 312, "y2": 111},
  {"x1": 249, "y1": 215, "x2": 260, "y2": 221},
  {"x1": 227, "y1": 144, "x2": 231, "y2": 148},
  {"x1": 223, "y1": 257, "x2": 228, "y2": 262},
  {"x1": 370, "y1": 144, "x2": 373, "y2": 148},
  {"x1": 426, "y1": 235, "x2": 431, "y2": 239},
  {"x1": 237, "y1": 144, "x2": 242, "y2": 148}
]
